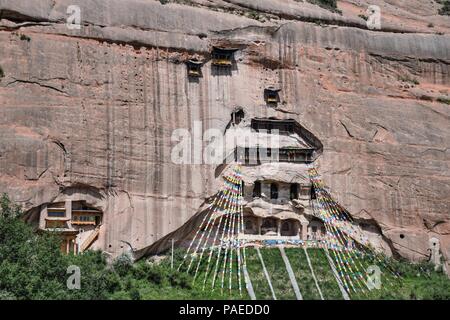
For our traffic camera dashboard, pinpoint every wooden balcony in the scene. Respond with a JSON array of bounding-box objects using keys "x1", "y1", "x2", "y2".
[{"x1": 212, "y1": 58, "x2": 232, "y2": 66}]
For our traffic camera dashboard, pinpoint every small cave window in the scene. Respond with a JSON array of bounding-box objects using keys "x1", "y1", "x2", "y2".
[
  {"x1": 308, "y1": 219, "x2": 325, "y2": 240},
  {"x1": 400, "y1": 234, "x2": 405, "y2": 239},
  {"x1": 281, "y1": 220, "x2": 297, "y2": 236},
  {"x1": 244, "y1": 218, "x2": 258, "y2": 235},
  {"x1": 264, "y1": 87, "x2": 281, "y2": 106},
  {"x1": 71, "y1": 201, "x2": 102, "y2": 226},
  {"x1": 261, "y1": 218, "x2": 277, "y2": 235},
  {"x1": 47, "y1": 202, "x2": 66, "y2": 218},
  {"x1": 253, "y1": 181, "x2": 261, "y2": 198},
  {"x1": 211, "y1": 47, "x2": 236, "y2": 67},
  {"x1": 186, "y1": 60, "x2": 203, "y2": 77},
  {"x1": 231, "y1": 109, "x2": 244, "y2": 125},
  {"x1": 244, "y1": 148, "x2": 250, "y2": 164},
  {"x1": 311, "y1": 186, "x2": 317, "y2": 200},
  {"x1": 270, "y1": 183, "x2": 278, "y2": 200},
  {"x1": 251, "y1": 119, "x2": 295, "y2": 135},
  {"x1": 47, "y1": 210, "x2": 66, "y2": 218},
  {"x1": 298, "y1": 185, "x2": 311, "y2": 199},
  {"x1": 212, "y1": 53, "x2": 231, "y2": 66},
  {"x1": 287, "y1": 123, "x2": 294, "y2": 134},
  {"x1": 290, "y1": 183, "x2": 299, "y2": 200}
]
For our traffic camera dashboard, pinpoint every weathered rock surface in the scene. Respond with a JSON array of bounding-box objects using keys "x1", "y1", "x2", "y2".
[{"x1": 0, "y1": 0, "x2": 449, "y2": 269}]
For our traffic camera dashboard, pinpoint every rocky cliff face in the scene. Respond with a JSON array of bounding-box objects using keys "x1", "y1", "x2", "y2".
[{"x1": 0, "y1": 0, "x2": 449, "y2": 267}]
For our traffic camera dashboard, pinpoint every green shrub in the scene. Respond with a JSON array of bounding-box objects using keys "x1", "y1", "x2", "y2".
[
  {"x1": 129, "y1": 287, "x2": 141, "y2": 300},
  {"x1": 247, "y1": 11, "x2": 265, "y2": 22},
  {"x1": 358, "y1": 14, "x2": 368, "y2": 21},
  {"x1": 146, "y1": 265, "x2": 168, "y2": 285},
  {"x1": 437, "y1": 96, "x2": 450, "y2": 104},
  {"x1": 437, "y1": 0, "x2": 450, "y2": 15},
  {"x1": 399, "y1": 75, "x2": 420, "y2": 85},
  {"x1": 304, "y1": 0, "x2": 342, "y2": 14},
  {"x1": 168, "y1": 270, "x2": 191, "y2": 289},
  {"x1": 1, "y1": 194, "x2": 449, "y2": 300},
  {"x1": 113, "y1": 253, "x2": 133, "y2": 277},
  {"x1": 1, "y1": 193, "x2": 23, "y2": 218},
  {"x1": 19, "y1": 34, "x2": 31, "y2": 42},
  {"x1": 64, "y1": 251, "x2": 121, "y2": 299},
  {"x1": 0, "y1": 194, "x2": 119, "y2": 300},
  {"x1": 0, "y1": 290, "x2": 16, "y2": 300}
]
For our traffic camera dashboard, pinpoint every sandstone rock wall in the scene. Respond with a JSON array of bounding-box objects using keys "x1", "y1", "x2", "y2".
[{"x1": 0, "y1": 0, "x2": 449, "y2": 266}]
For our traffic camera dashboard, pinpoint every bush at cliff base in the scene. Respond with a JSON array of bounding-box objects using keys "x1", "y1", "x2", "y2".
[{"x1": 0, "y1": 194, "x2": 449, "y2": 300}]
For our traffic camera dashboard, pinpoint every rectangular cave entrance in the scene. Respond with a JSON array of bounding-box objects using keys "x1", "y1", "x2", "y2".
[
  {"x1": 242, "y1": 216, "x2": 301, "y2": 238},
  {"x1": 251, "y1": 119, "x2": 295, "y2": 135},
  {"x1": 249, "y1": 180, "x2": 313, "y2": 203},
  {"x1": 264, "y1": 87, "x2": 281, "y2": 106},
  {"x1": 211, "y1": 47, "x2": 237, "y2": 67},
  {"x1": 186, "y1": 59, "x2": 203, "y2": 77}
]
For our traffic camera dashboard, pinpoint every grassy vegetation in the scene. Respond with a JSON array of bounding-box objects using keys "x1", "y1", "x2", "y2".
[
  {"x1": 399, "y1": 75, "x2": 420, "y2": 85},
  {"x1": 0, "y1": 194, "x2": 238, "y2": 300},
  {"x1": 246, "y1": 10, "x2": 266, "y2": 22},
  {"x1": 19, "y1": 34, "x2": 31, "y2": 42},
  {"x1": 437, "y1": 0, "x2": 450, "y2": 15},
  {"x1": 245, "y1": 249, "x2": 274, "y2": 299},
  {"x1": 304, "y1": 0, "x2": 342, "y2": 14},
  {"x1": 285, "y1": 248, "x2": 322, "y2": 299},
  {"x1": 358, "y1": 14, "x2": 368, "y2": 21},
  {"x1": 247, "y1": 248, "x2": 296, "y2": 300},
  {"x1": 1, "y1": 194, "x2": 449, "y2": 300},
  {"x1": 306, "y1": 248, "x2": 344, "y2": 299},
  {"x1": 158, "y1": 0, "x2": 198, "y2": 6},
  {"x1": 109, "y1": 250, "x2": 243, "y2": 300},
  {"x1": 244, "y1": 247, "x2": 450, "y2": 300},
  {"x1": 437, "y1": 96, "x2": 450, "y2": 105}
]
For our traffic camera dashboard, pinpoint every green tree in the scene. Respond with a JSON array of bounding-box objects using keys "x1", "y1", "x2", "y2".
[{"x1": 0, "y1": 194, "x2": 123, "y2": 300}]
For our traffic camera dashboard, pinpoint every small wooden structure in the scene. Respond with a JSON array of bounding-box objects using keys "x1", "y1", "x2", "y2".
[
  {"x1": 211, "y1": 46, "x2": 238, "y2": 66},
  {"x1": 39, "y1": 200, "x2": 103, "y2": 254},
  {"x1": 235, "y1": 146, "x2": 314, "y2": 165},
  {"x1": 186, "y1": 59, "x2": 203, "y2": 77},
  {"x1": 264, "y1": 87, "x2": 281, "y2": 105},
  {"x1": 231, "y1": 108, "x2": 245, "y2": 125}
]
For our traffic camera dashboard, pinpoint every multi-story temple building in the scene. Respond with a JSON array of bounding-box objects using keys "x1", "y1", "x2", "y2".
[
  {"x1": 135, "y1": 110, "x2": 390, "y2": 258},
  {"x1": 225, "y1": 116, "x2": 327, "y2": 246},
  {"x1": 38, "y1": 200, "x2": 103, "y2": 254}
]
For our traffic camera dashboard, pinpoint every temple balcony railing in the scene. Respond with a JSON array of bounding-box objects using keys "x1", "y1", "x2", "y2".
[{"x1": 232, "y1": 147, "x2": 314, "y2": 165}]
